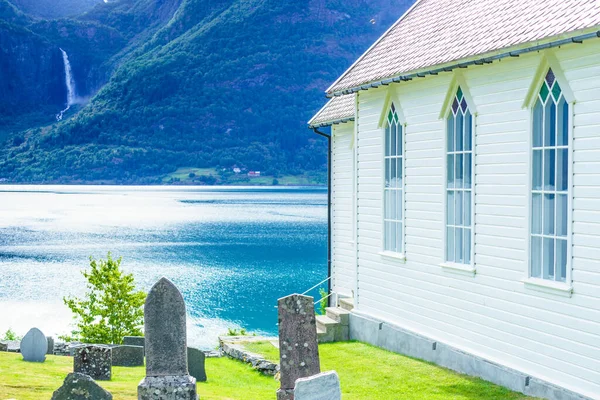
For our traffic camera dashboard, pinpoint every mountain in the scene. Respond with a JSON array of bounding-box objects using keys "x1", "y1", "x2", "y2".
[
  {"x1": 0, "y1": 0, "x2": 412, "y2": 184},
  {"x1": 7, "y1": 0, "x2": 102, "y2": 19}
]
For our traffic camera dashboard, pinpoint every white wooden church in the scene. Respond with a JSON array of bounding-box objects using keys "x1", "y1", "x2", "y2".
[{"x1": 309, "y1": 1, "x2": 600, "y2": 399}]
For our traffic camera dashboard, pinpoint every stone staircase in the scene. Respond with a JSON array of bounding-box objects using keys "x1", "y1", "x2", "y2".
[{"x1": 316, "y1": 298, "x2": 354, "y2": 343}]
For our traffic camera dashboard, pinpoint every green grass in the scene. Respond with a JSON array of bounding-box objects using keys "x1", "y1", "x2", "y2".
[
  {"x1": 0, "y1": 342, "x2": 536, "y2": 400},
  {"x1": 161, "y1": 166, "x2": 324, "y2": 185},
  {"x1": 0, "y1": 352, "x2": 277, "y2": 400},
  {"x1": 161, "y1": 167, "x2": 219, "y2": 183},
  {"x1": 242, "y1": 341, "x2": 535, "y2": 400}
]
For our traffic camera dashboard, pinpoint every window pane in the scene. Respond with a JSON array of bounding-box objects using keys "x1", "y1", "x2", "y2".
[
  {"x1": 532, "y1": 150, "x2": 542, "y2": 190},
  {"x1": 544, "y1": 100, "x2": 556, "y2": 147},
  {"x1": 387, "y1": 189, "x2": 395, "y2": 220},
  {"x1": 385, "y1": 158, "x2": 391, "y2": 188},
  {"x1": 455, "y1": 153, "x2": 464, "y2": 189},
  {"x1": 396, "y1": 222, "x2": 403, "y2": 254},
  {"x1": 543, "y1": 237, "x2": 555, "y2": 280},
  {"x1": 447, "y1": 116, "x2": 454, "y2": 152},
  {"x1": 390, "y1": 220, "x2": 397, "y2": 253},
  {"x1": 447, "y1": 155, "x2": 454, "y2": 189},
  {"x1": 543, "y1": 193, "x2": 555, "y2": 236},
  {"x1": 464, "y1": 228, "x2": 471, "y2": 265},
  {"x1": 533, "y1": 101, "x2": 543, "y2": 148},
  {"x1": 556, "y1": 239, "x2": 567, "y2": 282},
  {"x1": 391, "y1": 123, "x2": 397, "y2": 157},
  {"x1": 455, "y1": 191, "x2": 464, "y2": 227},
  {"x1": 558, "y1": 98, "x2": 569, "y2": 146},
  {"x1": 446, "y1": 227, "x2": 455, "y2": 262},
  {"x1": 464, "y1": 153, "x2": 472, "y2": 189},
  {"x1": 455, "y1": 113, "x2": 464, "y2": 151},
  {"x1": 447, "y1": 191, "x2": 455, "y2": 225},
  {"x1": 557, "y1": 148, "x2": 568, "y2": 192},
  {"x1": 531, "y1": 236, "x2": 542, "y2": 278},
  {"x1": 385, "y1": 221, "x2": 392, "y2": 251},
  {"x1": 456, "y1": 227, "x2": 464, "y2": 264},
  {"x1": 397, "y1": 157, "x2": 403, "y2": 188},
  {"x1": 531, "y1": 193, "x2": 542, "y2": 235},
  {"x1": 465, "y1": 111, "x2": 472, "y2": 151},
  {"x1": 397, "y1": 124, "x2": 403, "y2": 156},
  {"x1": 385, "y1": 125, "x2": 391, "y2": 157},
  {"x1": 556, "y1": 194, "x2": 568, "y2": 237},
  {"x1": 543, "y1": 149, "x2": 555, "y2": 191},
  {"x1": 390, "y1": 158, "x2": 397, "y2": 188},
  {"x1": 397, "y1": 189, "x2": 403, "y2": 220},
  {"x1": 464, "y1": 190, "x2": 472, "y2": 227}
]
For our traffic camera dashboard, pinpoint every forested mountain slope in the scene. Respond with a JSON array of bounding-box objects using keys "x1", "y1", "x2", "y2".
[{"x1": 0, "y1": 0, "x2": 412, "y2": 183}]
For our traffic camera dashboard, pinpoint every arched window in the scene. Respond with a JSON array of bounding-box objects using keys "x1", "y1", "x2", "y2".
[
  {"x1": 384, "y1": 103, "x2": 404, "y2": 254},
  {"x1": 530, "y1": 69, "x2": 569, "y2": 282},
  {"x1": 446, "y1": 87, "x2": 473, "y2": 265}
]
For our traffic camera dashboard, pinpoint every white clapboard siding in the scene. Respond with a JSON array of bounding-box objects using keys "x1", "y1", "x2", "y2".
[
  {"x1": 349, "y1": 40, "x2": 600, "y2": 398},
  {"x1": 331, "y1": 123, "x2": 355, "y2": 298}
]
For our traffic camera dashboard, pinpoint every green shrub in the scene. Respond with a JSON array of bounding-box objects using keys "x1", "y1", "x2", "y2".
[
  {"x1": 62, "y1": 253, "x2": 146, "y2": 344},
  {"x1": 2, "y1": 328, "x2": 21, "y2": 341}
]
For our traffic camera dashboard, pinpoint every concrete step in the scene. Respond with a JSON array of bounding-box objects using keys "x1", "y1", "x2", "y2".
[
  {"x1": 317, "y1": 327, "x2": 334, "y2": 343},
  {"x1": 339, "y1": 297, "x2": 354, "y2": 311},
  {"x1": 316, "y1": 315, "x2": 338, "y2": 332},
  {"x1": 325, "y1": 307, "x2": 350, "y2": 326}
]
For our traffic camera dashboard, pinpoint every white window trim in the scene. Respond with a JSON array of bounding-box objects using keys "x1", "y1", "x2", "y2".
[
  {"x1": 441, "y1": 78, "x2": 476, "y2": 271},
  {"x1": 379, "y1": 90, "x2": 406, "y2": 258},
  {"x1": 524, "y1": 63, "x2": 574, "y2": 291}
]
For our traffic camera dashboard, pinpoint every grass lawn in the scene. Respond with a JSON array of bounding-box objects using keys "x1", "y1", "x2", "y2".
[{"x1": 0, "y1": 342, "x2": 535, "y2": 400}]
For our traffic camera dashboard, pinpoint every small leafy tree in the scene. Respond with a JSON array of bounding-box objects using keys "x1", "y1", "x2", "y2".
[
  {"x1": 317, "y1": 288, "x2": 328, "y2": 315},
  {"x1": 63, "y1": 253, "x2": 146, "y2": 345},
  {"x1": 2, "y1": 328, "x2": 21, "y2": 341}
]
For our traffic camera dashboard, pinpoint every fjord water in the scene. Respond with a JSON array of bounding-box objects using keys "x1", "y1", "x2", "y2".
[{"x1": 0, "y1": 186, "x2": 327, "y2": 348}]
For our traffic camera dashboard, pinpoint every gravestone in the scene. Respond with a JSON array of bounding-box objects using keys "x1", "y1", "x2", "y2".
[
  {"x1": 112, "y1": 345, "x2": 144, "y2": 367},
  {"x1": 277, "y1": 294, "x2": 321, "y2": 400},
  {"x1": 74, "y1": 345, "x2": 112, "y2": 381},
  {"x1": 294, "y1": 371, "x2": 341, "y2": 400},
  {"x1": 0, "y1": 342, "x2": 7, "y2": 352},
  {"x1": 187, "y1": 347, "x2": 207, "y2": 382},
  {"x1": 123, "y1": 336, "x2": 145, "y2": 354},
  {"x1": 21, "y1": 327, "x2": 47, "y2": 362},
  {"x1": 137, "y1": 277, "x2": 198, "y2": 400},
  {"x1": 69, "y1": 342, "x2": 84, "y2": 356},
  {"x1": 51, "y1": 372, "x2": 112, "y2": 400},
  {"x1": 47, "y1": 336, "x2": 55, "y2": 355}
]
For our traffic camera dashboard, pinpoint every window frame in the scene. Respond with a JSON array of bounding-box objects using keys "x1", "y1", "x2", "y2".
[
  {"x1": 380, "y1": 102, "x2": 406, "y2": 259},
  {"x1": 442, "y1": 85, "x2": 476, "y2": 272},
  {"x1": 525, "y1": 70, "x2": 574, "y2": 287}
]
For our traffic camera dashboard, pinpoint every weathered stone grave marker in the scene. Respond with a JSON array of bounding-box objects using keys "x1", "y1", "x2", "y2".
[
  {"x1": 187, "y1": 347, "x2": 207, "y2": 382},
  {"x1": 124, "y1": 336, "x2": 145, "y2": 354},
  {"x1": 137, "y1": 277, "x2": 198, "y2": 400},
  {"x1": 112, "y1": 345, "x2": 144, "y2": 367},
  {"x1": 0, "y1": 342, "x2": 7, "y2": 352},
  {"x1": 277, "y1": 294, "x2": 321, "y2": 400},
  {"x1": 74, "y1": 345, "x2": 112, "y2": 381},
  {"x1": 21, "y1": 327, "x2": 47, "y2": 362},
  {"x1": 51, "y1": 372, "x2": 113, "y2": 400},
  {"x1": 293, "y1": 371, "x2": 341, "y2": 400},
  {"x1": 47, "y1": 336, "x2": 55, "y2": 355}
]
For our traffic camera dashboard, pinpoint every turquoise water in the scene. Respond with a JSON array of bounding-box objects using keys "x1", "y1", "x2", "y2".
[{"x1": 0, "y1": 186, "x2": 327, "y2": 348}]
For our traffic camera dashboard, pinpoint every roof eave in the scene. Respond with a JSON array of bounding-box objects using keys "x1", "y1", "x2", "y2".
[
  {"x1": 308, "y1": 117, "x2": 355, "y2": 129},
  {"x1": 327, "y1": 27, "x2": 600, "y2": 98}
]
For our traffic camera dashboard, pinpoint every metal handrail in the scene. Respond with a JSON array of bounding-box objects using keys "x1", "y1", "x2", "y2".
[
  {"x1": 314, "y1": 291, "x2": 334, "y2": 306},
  {"x1": 301, "y1": 277, "x2": 331, "y2": 296}
]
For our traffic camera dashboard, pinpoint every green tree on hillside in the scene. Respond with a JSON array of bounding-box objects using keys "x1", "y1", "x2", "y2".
[{"x1": 63, "y1": 253, "x2": 146, "y2": 344}]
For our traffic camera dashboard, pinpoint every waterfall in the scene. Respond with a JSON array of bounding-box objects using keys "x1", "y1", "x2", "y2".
[{"x1": 56, "y1": 48, "x2": 77, "y2": 121}]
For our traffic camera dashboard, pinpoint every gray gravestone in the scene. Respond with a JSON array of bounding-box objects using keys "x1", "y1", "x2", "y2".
[
  {"x1": 21, "y1": 328, "x2": 47, "y2": 362},
  {"x1": 47, "y1": 336, "x2": 55, "y2": 355},
  {"x1": 294, "y1": 371, "x2": 341, "y2": 400},
  {"x1": 51, "y1": 372, "x2": 112, "y2": 400},
  {"x1": 69, "y1": 342, "x2": 84, "y2": 356},
  {"x1": 277, "y1": 294, "x2": 321, "y2": 400},
  {"x1": 187, "y1": 347, "x2": 207, "y2": 382},
  {"x1": 74, "y1": 345, "x2": 112, "y2": 381},
  {"x1": 0, "y1": 342, "x2": 7, "y2": 352},
  {"x1": 112, "y1": 345, "x2": 144, "y2": 367},
  {"x1": 137, "y1": 277, "x2": 198, "y2": 400},
  {"x1": 123, "y1": 336, "x2": 145, "y2": 354}
]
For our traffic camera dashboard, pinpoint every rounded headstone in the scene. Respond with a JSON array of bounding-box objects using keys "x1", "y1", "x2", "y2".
[
  {"x1": 187, "y1": 347, "x2": 207, "y2": 382},
  {"x1": 21, "y1": 328, "x2": 47, "y2": 362},
  {"x1": 51, "y1": 372, "x2": 113, "y2": 400}
]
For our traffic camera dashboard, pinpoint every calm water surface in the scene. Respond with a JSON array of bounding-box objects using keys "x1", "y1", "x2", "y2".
[{"x1": 0, "y1": 185, "x2": 327, "y2": 348}]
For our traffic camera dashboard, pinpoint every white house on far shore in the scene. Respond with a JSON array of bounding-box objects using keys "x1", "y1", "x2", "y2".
[{"x1": 309, "y1": 1, "x2": 600, "y2": 399}]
